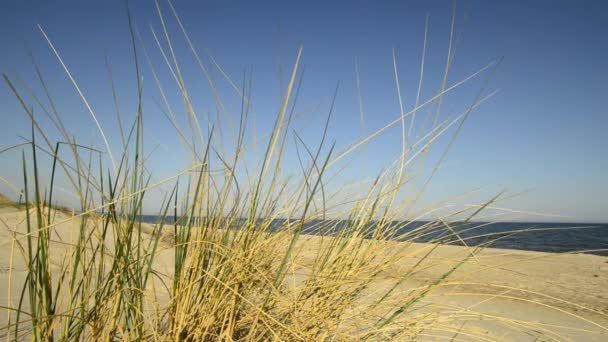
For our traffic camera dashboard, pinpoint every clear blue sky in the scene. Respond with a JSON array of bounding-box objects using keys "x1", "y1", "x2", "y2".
[{"x1": 0, "y1": 1, "x2": 606, "y2": 222}]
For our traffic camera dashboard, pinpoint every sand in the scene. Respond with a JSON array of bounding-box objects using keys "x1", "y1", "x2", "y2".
[
  {"x1": 1, "y1": 205, "x2": 607, "y2": 341},
  {"x1": 293, "y1": 235, "x2": 608, "y2": 341}
]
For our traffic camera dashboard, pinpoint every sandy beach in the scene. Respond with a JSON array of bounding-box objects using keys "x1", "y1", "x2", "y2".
[
  {"x1": 1, "y1": 205, "x2": 607, "y2": 341},
  {"x1": 294, "y1": 235, "x2": 608, "y2": 341},
  {"x1": 2, "y1": 0, "x2": 607, "y2": 340}
]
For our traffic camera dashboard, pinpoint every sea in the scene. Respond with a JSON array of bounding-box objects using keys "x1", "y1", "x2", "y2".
[{"x1": 140, "y1": 216, "x2": 608, "y2": 257}]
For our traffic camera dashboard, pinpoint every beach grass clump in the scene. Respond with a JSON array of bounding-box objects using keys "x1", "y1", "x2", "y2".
[{"x1": 1, "y1": 2, "x2": 605, "y2": 341}]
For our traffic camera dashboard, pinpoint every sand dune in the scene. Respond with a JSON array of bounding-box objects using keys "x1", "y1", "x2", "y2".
[{"x1": 1, "y1": 206, "x2": 606, "y2": 341}]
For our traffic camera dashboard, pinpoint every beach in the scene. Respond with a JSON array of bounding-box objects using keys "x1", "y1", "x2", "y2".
[
  {"x1": 2, "y1": 0, "x2": 607, "y2": 340},
  {"x1": 1, "y1": 205, "x2": 607, "y2": 341}
]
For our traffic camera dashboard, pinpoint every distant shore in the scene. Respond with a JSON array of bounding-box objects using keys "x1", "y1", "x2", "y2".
[{"x1": 140, "y1": 214, "x2": 608, "y2": 256}]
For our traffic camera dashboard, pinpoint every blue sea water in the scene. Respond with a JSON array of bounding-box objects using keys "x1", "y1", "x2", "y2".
[
  {"x1": 139, "y1": 216, "x2": 608, "y2": 257},
  {"x1": 393, "y1": 221, "x2": 608, "y2": 256}
]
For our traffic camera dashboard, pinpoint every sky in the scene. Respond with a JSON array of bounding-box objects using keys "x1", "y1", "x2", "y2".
[{"x1": 0, "y1": 0, "x2": 606, "y2": 222}]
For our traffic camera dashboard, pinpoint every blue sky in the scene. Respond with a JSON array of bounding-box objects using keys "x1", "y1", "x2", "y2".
[{"x1": 0, "y1": 0, "x2": 606, "y2": 222}]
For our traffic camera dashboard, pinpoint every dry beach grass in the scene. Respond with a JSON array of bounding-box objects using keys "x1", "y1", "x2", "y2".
[{"x1": 0, "y1": 1, "x2": 607, "y2": 341}]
